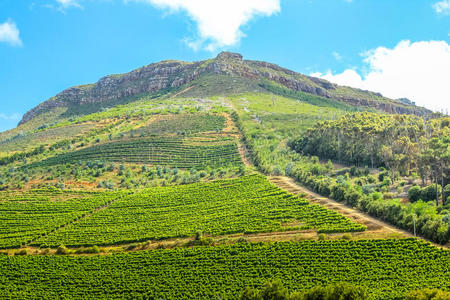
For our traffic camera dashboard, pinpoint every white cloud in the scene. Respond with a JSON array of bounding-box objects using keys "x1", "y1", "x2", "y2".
[
  {"x1": 332, "y1": 51, "x2": 342, "y2": 61},
  {"x1": 0, "y1": 113, "x2": 21, "y2": 121},
  {"x1": 434, "y1": 0, "x2": 450, "y2": 14},
  {"x1": 0, "y1": 20, "x2": 22, "y2": 47},
  {"x1": 56, "y1": 0, "x2": 82, "y2": 8},
  {"x1": 128, "y1": 0, "x2": 280, "y2": 51},
  {"x1": 312, "y1": 40, "x2": 450, "y2": 112}
]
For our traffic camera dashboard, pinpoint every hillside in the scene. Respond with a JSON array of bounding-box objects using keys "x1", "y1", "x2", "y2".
[
  {"x1": 18, "y1": 52, "x2": 429, "y2": 129},
  {"x1": 0, "y1": 52, "x2": 448, "y2": 299}
]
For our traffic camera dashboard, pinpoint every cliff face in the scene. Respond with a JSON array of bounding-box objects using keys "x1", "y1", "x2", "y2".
[{"x1": 19, "y1": 52, "x2": 429, "y2": 125}]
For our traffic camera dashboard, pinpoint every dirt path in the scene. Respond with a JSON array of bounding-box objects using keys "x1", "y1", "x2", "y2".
[
  {"x1": 269, "y1": 176, "x2": 448, "y2": 249},
  {"x1": 170, "y1": 85, "x2": 195, "y2": 98},
  {"x1": 269, "y1": 176, "x2": 406, "y2": 233},
  {"x1": 221, "y1": 112, "x2": 252, "y2": 167}
]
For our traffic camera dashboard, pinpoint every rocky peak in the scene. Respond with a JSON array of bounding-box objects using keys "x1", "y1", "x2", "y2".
[
  {"x1": 18, "y1": 53, "x2": 431, "y2": 126},
  {"x1": 215, "y1": 52, "x2": 243, "y2": 61}
]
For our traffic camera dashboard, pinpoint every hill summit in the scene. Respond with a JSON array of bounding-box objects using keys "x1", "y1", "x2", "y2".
[{"x1": 19, "y1": 52, "x2": 429, "y2": 126}]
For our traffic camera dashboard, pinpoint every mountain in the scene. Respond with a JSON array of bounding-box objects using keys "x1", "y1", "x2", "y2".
[{"x1": 18, "y1": 52, "x2": 429, "y2": 127}]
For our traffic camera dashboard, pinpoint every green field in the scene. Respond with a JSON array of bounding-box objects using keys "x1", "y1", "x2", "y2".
[
  {"x1": 33, "y1": 175, "x2": 364, "y2": 247},
  {"x1": 0, "y1": 189, "x2": 124, "y2": 249},
  {"x1": 1, "y1": 239, "x2": 448, "y2": 299},
  {"x1": 130, "y1": 113, "x2": 225, "y2": 136},
  {"x1": 27, "y1": 137, "x2": 242, "y2": 170}
]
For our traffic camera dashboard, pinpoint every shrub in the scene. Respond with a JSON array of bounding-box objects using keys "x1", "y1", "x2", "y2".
[
  {"x1": 342, "y1": 233, "x2": 352, "y2": 240},
  {"x1": 366, "y1": 175, "x2": 376, "y2": 184},
  {"x1": 383, "y1": 192, "x2": 395, "y2": 199},
  {"x1": 406, "y1": 288, "x2": 450, "y2": 300},
  {"x1": 318, "y1": 233, "x2": 327, "y2": 240},
  {"x1": 381, "y1": 177, "x2": 391, "y2": 187},
  {"x1": 371, "y1": 192, "x2": 383, "y2": 201},
  {"x1": 14, "y1": 249, "x2": 27, "y2": 256},
  {"x1": 303, "y1": 283, "x2": 368, "y2": 300},
  {"x1": 378, "y1": 171, "x2": 389, "y2": 182},
  {"x1": 55, "y1": 245, "x2": 69, "y2": 255},
  {"x1": 421, "y1": 184, "x2": 442, "y2": 202},
  {"x1": 273, "y1": 166, "x2": 282, "y2": 176}
]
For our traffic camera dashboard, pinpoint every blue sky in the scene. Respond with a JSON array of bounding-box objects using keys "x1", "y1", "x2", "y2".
[{"x1": 0, "y1": 0, "x2": 449, "y2": 132}]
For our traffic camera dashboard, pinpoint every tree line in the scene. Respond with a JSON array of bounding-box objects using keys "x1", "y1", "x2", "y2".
[{"x1": 290, "y1": 112, "x2": 450, "y2": 205}]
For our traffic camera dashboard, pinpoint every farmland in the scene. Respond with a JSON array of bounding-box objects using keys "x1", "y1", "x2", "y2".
[
  {"x1": 0, "y1": 50, "x2": 447, "y2": 299},
  {"x1": 0, "y1": 189, "x2": 124, "y2": 248},
  {"x1": 32, "y1": 175, "x2": 364, "y2": 247},
  {"x1": 130, "y1": 113, "x2": 225, "y2": 136},
  {"x1": 27, "y1": 136, "x2": 242, "y2": 170},
  {"x1": 0, "y1": 239, "x2": 448, "y2": 299}
]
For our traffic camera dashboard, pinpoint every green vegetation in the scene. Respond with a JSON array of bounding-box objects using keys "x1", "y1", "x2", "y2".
[
  {"x1": 0, "y1": 123, "x2": 94, "y2": 152},
  {"x1": 0, "y1": 239, "x2": 448, "y2": 299},
  {"x1": 0, "y1": 189, "x2": 123, "y2": 248},
  {"x1": 0, "y1": 54, "x2": 447, "y2": 300},
  {"x1": 27, "y1": 137, "x2": 242, "y2": 170},
  {"x1": 34, "y1": 175, "x2": 364, "y2": 247},
  {"x1": 130, "y1": 113, "x2": 225, "y2": 136},
  {"x1": 290, "y1": 113, "x2": 449, "y2": 204},
  {"x1": 259, "y1": 80, "x2": 358, "y2": 111},
  {"x1": 231, "y1": 96, "x2": 450, "y2": 245},
  {"x1": 241, "y1": 280, "x2": 368, "y2": 300}
]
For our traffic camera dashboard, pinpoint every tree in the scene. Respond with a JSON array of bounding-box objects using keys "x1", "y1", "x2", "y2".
[{"x1": 408, "y1": 186, "x2": 422, "y2": 202}]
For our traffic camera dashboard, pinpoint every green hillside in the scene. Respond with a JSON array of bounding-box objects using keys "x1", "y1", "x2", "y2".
[{"x1": 0, "y1": 53, "x2": 447, "y2": 299}]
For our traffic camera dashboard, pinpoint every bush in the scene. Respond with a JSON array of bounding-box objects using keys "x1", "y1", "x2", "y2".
[
  {"x1": 55, "y1": 245, "x2": 69, "y2": 255},
  {"x1": 318, "y1": 233, "x2": 327, "y2": 240},
  {"x1": 421, "y1": 184, "x2": 442, "y2": 202},
  {"x1": 378, "y1": 171, "x2": 389, "y2": 182},
  {"x1": 362, "y1": 184, "x2": 377, "y2": 195},
  {"x1": 408, "y1": 186, "x2": 422, "y2": 202},
  {"x1": 241, "y1": 280, "x2": 289, "y2": 300},
  {"x1": 342, "y1": 233, "x2": 352, "y2": 240},
  {"x1": 303, "y1": 283, "x2": 368, "y2": 300},
  {"x1": 14, "y1": 249, "x2": 27, "y2": 256},
  {"x1": 406, "y1": 288, "x2": 450, "y2": 300},
  {"x1": 366, "y1": 175, "x2": 376, "y2": 184},
  {"x1": 371, "y1": 192, "x2": 383, "y2": 201},
  {"x1": 273, "y1": 166, "x2": 282, "y2": 176},
  {"x1": 381, "y1": 177, "x2": 391, "y2": 187},
  {"x1": 383, "y1": 192, "x2": 395, "y2": 199},
  {"x1": 241, "y1": 281, "x2": 368, "y2": 300}
]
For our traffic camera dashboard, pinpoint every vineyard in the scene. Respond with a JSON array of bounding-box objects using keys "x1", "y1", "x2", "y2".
[
  {"x1": 130, "y1": 113, "x2": 225, "y2": 136},
  {"x1": 27, "y1": 137, "x2": 242, "y2": 169},
  {"x1": 0, "y1": 239, "x2": 448, "y2": 299},
  {"x1": 33, "y1": 175, "x2": 365, "y2": 247},
  {"x1": 0, "y1": 189, "x2": 124, "y2": 248}
]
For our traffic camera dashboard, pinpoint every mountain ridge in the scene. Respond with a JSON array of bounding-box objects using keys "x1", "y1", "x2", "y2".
[{"x1": 19, "y1": 52, "x2": 430, "y2": 126}]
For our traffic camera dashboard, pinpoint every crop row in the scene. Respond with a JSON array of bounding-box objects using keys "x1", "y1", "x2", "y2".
[
  {"x1": 28, "y1": 137, "x2": 242, "y2": 169},
  {"x1": 0, "y1": 239, "x2": 448, "y2": 299},
  {"x1": 130, "y1": 113, "x2": 225, "y2": 136},
  {"x1": 34, "y1": 175, "x2": 365, "y2": 247},
  {"x1": 0, "y1": 190, "x2": 125, "y2": 248}
]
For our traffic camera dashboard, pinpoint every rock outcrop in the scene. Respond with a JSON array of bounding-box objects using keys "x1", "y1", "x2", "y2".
[{"x1": 19, "y1": 52, "x2": 430, "y2": 125}]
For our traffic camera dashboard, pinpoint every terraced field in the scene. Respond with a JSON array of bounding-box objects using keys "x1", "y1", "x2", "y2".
[
  {"x1": 0, "y1": 189, "x2": 124, "y2": 249},
  {"x1": 130, "y1": 113, "x2": 225, "y2": 136},
  {"x1": 28, "y1": 137, "x2": 242, "y2": 169},
  {"x1": 1, "y1": 239, "x2": 448, "y2": 299},
  {"x1": 34, "y1": 175, "x2": 364, "y2": 247}
]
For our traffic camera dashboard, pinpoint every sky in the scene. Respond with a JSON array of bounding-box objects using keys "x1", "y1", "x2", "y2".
[{"x1": 0, "y1": 0, "x2": 449, "y2": 132}]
